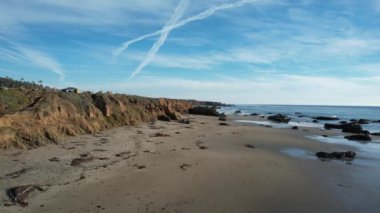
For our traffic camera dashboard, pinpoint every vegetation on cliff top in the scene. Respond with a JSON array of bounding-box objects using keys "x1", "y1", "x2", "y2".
[{"x1": 0, "y1": 77, "x2": 222, "y2": 149}]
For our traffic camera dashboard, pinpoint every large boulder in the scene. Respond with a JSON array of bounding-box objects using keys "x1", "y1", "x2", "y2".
[
  {"x1": 342, "y1": 122, "x2": 363, "y2": 134},
  {"x1": 267, "y1": 114, "x2": 291, "y2": 123},
  {"x1": 358, "y1": 119, "x2": 370, "y2": 124},
  {"x1": 313, "y1": 116, "x2": 339, "y2": 121},
  {"x1": 188, "y1": 106, "x2": 219, "y2": 116},
  {"x1": 324, "y1": 123, "x2": 343, "y2": 130},
  {"x1": 345, "y1": 134, "x2": 372, "y2": 141}
]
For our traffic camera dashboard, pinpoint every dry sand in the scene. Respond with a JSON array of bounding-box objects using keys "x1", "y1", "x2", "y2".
[{"x1": 1, "y1": 115, "x2": 379, "y2": 213}]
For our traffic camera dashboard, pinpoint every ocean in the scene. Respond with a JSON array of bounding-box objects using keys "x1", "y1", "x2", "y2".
[
  {"x1": 219, "y1": 104, "x2": 380, "y2": 168},
  {"x1": 219, "y1": 104, "x2": 380, "y2": 133}
]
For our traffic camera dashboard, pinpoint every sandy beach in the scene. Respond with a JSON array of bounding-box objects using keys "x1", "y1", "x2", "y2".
[{"x1": 1, "y1": 115, "x2": 380, "y2": 213}]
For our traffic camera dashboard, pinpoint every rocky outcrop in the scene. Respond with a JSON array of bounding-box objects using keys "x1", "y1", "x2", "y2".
[
  {"x1": 316, "y1": 151, "x2": 356, "y2": 161},
  {"x1": 342, "y1": 122, "x2": 363, "y2": 134},
  {"x1": 324, "y1": 123, "x2": 343, "y2": 130},
  {"x1": 0, "y1": 89, "x2": 197, "y2": 149},
  {"x1": 267, "y1": 114, "x2": 291, "y2": 123},
  {"x1": 188, "y1": 106, "x2": 219, "y2": 116},
  {"x1": 324, "y1": 122, "x2": 363, "y2": 134},
  {"x1": 358, "y1": 119, "x2": 370, "y2": 124},
  {"x1": 345, "y1": 134, "x2": 372, "y2": 141},
  {"x1": 313, "y1": 116, "x2": 339, "y2": 121}
]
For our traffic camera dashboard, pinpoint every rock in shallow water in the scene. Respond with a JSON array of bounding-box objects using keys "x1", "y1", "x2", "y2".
[
  {"x1": 345, "y1": 134, "x2": 372, "y2": 141},
  {"x1": 267, "y1": 114, "x2": 291, "y2": 123},
  {"x1": 315, "y1": 151, "x2": 356, "y2": 161},
  {"x1": 313, "y1": 116, "x2": 339, "y2": 121}
]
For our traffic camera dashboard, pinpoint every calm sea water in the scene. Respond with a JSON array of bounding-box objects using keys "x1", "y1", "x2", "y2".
[{"x1": 219, "y1": 105, "x2": 380, "y2": 133}]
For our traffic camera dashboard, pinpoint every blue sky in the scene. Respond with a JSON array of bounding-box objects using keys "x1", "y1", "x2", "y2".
[{"x1": 1, "y1": 0, "x2": 380, "y2": 105}]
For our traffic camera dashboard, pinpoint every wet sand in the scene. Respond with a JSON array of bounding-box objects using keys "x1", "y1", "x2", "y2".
[{"x1": 1, "y1": 115, "x2": 380, "y2": 213}]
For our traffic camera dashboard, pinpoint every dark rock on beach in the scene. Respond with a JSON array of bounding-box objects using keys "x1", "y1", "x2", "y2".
[
  {"x1": 292, "y1": 126, "x2": 299, "y2": 130},
  {"x1": 219, "y1": 113, "x2": 227, "y2": 121},
  {"x1": 188, "y1": 106, "x2": 219, "y2": 116},
  {"x1": 250, "y1": 113, "x2": 259, "y2": 116},
  {"x1": 235, "y1": 110, "x2": 242, "y2": 114},
  {"x1": 316, "y1": 151, "x2": 356, "y2": 161},
  {"x1": 345, "y1": 134, "x2": 372, "y2": 142},
  {"x1": 313, "y1": 116, "x2": 339, "y2": 121},
  {"x1": 267, "y1": 114, "x2": 291, "y2": 123},
  {"x1": 371, "y1": 132, "x2": 380, "y2": 136},
  {"x1": 157, "y1": 114, "x2": 171, "y2": 122},
  {"x1": 312, "y1": 120, "x2": 319, "y2": 123}
]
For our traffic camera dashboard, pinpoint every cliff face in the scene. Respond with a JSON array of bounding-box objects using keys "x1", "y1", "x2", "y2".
[{"x1": 0, "y1": 88, "x2": 195, "y2": 149}]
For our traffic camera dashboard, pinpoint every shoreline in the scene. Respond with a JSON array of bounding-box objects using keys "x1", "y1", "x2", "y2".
[{"x1": 1, "y1": 115, "x2": 380, "y2": 212}]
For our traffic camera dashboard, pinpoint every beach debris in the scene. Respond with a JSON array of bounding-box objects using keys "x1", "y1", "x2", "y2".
[
  {"x1": 315, "y1": 151, "x2": 356, "y2": 161},
  {"x1": 151, "y1": 132, "x2": 170, "y2": 137},
  {"x1": 345, "y1": 134, "x2": 372, "y2": 142},
  {"x1": 115, "y1": 151, "x2": 136, "y2": 160},
  {"x1": 71, "y1": 157, "x2": 96, "y2": 166},
  {"x1": 219, "y1": 122, "x2": 229, "y2": 126},
  {"x1": 292, "y1": 126, "x2": 299, "y2": 130},
  {"x1": 188, "y1": 106, "x2": 219, "y2": 116},
  {"x1": 92, "y1": 148, "x2": 107, "y2": 152},
  {"x1": 2, "y1": 168, "x2": 27, "y2": 179},
  {"x1": 157, "y1": 114, "x2": 171, "y2": 122},
  {"x1": 313, "y1": 116, "x2": 339, "y2": 121},
  {"x1": 48, "y1": 157, "x2": 60, "y2": 162},
  {"x1": 267, "y1": 114, "x2": 291, "y2": 123},
  {"x1": 134, "y1": 164, "x2": 146, "y2": 169},
  {"x1": 199, "y1": 146, "x2": 208, "y2": 150},
  {"x1": 179, "y1": 163, "x2": 192, "y2": 171},
  {"x1": 6, "y1": 185, "x2": 46, "y2": 207},
  {"x1": 196, "y1": 141, "x2": 209, "y2": 150},
  {"x1": 245, "y1": 144, "x2": 256, "y2": 149},
  {"x1": 179, "y1": 119, "x2": 190, "y2": 124}
]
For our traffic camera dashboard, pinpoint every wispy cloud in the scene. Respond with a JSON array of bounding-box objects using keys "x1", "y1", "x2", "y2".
[
  {"x1": 80, "y1": 74, "x2": 380, "y2": 106},
  {"x1": 16, "y1": 47, "x2": 65, "y2": 81}
]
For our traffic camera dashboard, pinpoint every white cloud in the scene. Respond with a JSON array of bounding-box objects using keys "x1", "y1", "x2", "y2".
[
  {"x1": 16, "y1": 47, "x2": 65, "y2": 81},
  {"x1": 80, "y1": 74, "x2": 380, "y2": 106}
]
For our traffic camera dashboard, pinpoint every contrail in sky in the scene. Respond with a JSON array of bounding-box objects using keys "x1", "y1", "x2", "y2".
[
  {"x1": 115, "y1": 0, "x2": 260, "y2": 77},
  {"x1": 129, "y1": 0, "x2": 189, "y2": 78}
]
